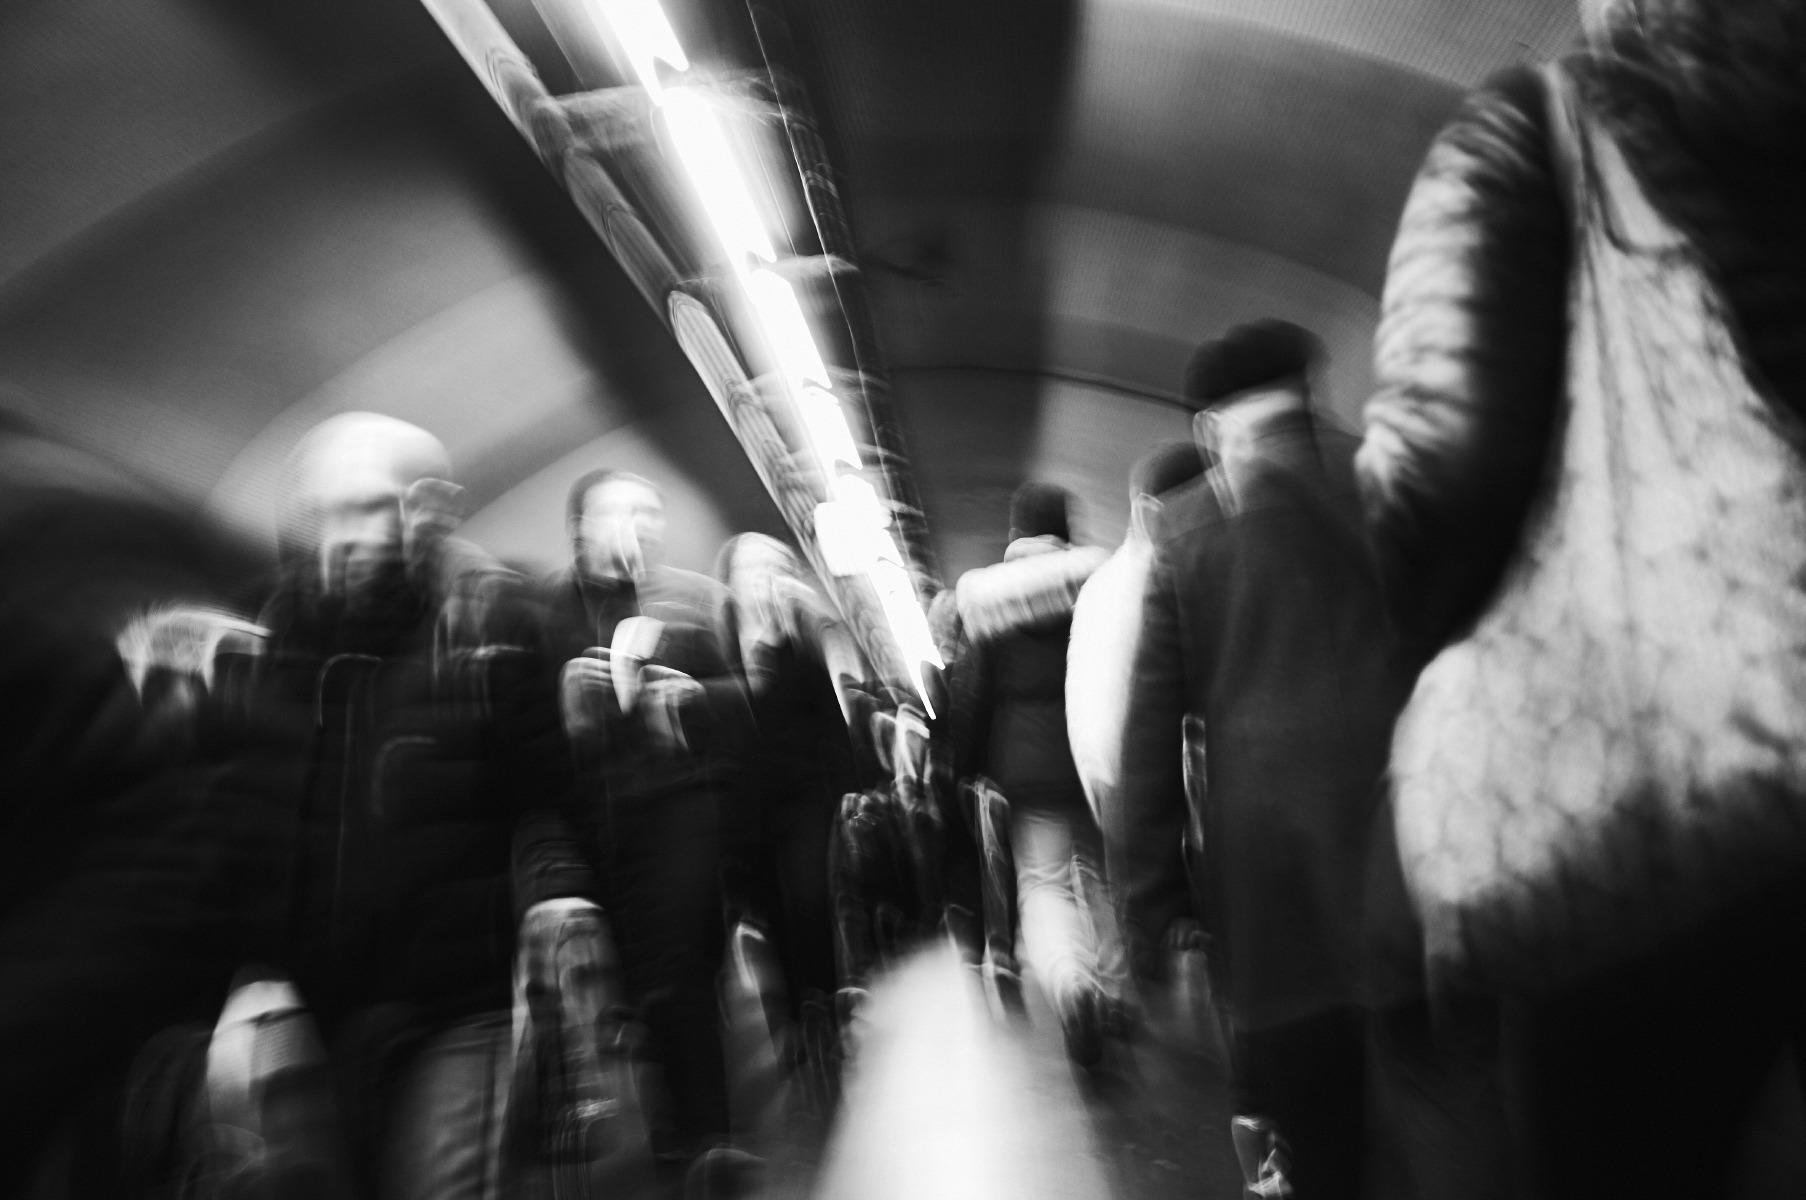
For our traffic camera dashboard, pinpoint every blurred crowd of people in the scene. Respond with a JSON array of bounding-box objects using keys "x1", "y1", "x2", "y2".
[{"x1": 4, "y1": 1, "x2": 1805, "y2": 1198}]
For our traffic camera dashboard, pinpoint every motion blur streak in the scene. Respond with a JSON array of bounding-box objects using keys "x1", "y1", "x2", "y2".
[{"x1": 814, "y1": 944, "x2": 1110, "y2": 1200}]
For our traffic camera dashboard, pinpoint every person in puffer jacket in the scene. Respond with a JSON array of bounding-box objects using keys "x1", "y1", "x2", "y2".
[
  {"x1": 948, "y1": 483, "x2": 1110, "y2": 1067},
  {"x1": 242, "y1": 413, "x2": 569, "y2": 1193},
  {"x1": 1357, "y1": 2, "x2": 1806, "y2": 1195}
]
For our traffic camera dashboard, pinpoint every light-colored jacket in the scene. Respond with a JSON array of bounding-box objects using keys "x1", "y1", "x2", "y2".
[{"x1": 1065, "y1": 538, "x2": 1152, "y2": 829}]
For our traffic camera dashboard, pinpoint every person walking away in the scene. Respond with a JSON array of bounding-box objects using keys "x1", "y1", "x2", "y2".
[
  {"x1": 948, "y1": 484, "x2": 1111, "y2": 1067},
  {"x1": 1067, "y1": 441, "x2": 1208, "y2": 1030},
  {"x1": 1115, "y1": 322, "x2": 1409, "y2": 1200},
  {"x1": 1358, "y1": 1, "x2": 1806, "y2": 1194}
]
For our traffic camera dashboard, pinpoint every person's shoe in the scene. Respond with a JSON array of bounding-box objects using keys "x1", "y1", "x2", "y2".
[
  {"x1": 981, "y1": 959, "x2": 1026, "y2": 1020},
  {"x1": 1230, "y1": 1115, "x2": 1295, "y2": 1199},
  {"x1": 1099, "y1": 992, "x2": 1142, "y2": 1044},
  {"x1": 683, "y1": 1144, "x2": 765, "y2": 1200},
  {"x1": 1059, "y1": 985, "x2": 1106, "y2": 1071}
]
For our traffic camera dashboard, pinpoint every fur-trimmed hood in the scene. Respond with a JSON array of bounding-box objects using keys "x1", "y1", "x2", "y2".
[{"x1": 953, "y1": 537, "x2": 1108, "y2": 644}]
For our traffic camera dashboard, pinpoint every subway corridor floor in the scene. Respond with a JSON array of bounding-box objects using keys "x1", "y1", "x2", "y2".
[{"x1": 735, "y1": 943, "x2": 1242, "y2": 1200}]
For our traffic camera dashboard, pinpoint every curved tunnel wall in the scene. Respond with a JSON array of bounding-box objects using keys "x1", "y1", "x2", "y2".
[
  {"x1": 0, "y1": 0, "x2": 1580, "y2": 585},
  {"x1": 812, "y1": 0, "x2": 1577, "y2": 577},
  {"x1": 0, "y1": 63, "x2": 780, "y2": 577}
]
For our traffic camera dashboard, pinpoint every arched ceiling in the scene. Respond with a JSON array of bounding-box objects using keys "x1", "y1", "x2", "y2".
[{"x1": 0, "y1": 0, "x2": 1580, "y2": 579}]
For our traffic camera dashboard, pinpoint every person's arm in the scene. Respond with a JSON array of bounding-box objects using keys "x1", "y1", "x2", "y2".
[
  {"x1": 509, "y1": 650, "x2": 599, "y2": 914},
  {"x1": 945, "y1": 613, "x2": 993, "y2": 791},
  {"x1": 1357, "y1": 65, "x2": 1571, "y2": 664},
  {"x1": 1110, "y1": 543, "x2": 1192, "y2": 984}
]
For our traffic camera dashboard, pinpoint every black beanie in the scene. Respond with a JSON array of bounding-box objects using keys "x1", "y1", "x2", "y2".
[
  {"x1": 1184, "y1": 318, "x2": 1323, "y2": 407},
  {"x1": 1009, "y1": 482, "x2": 1072, "y2": 542},
  {"x1": 1130, "y1": 441, "x2": 1207, "y2": 499}
]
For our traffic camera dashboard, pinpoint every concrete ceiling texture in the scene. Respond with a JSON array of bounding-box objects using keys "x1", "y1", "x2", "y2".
[{"x1": 0, "y1": 0, "x2": 1580, "y2": 581}]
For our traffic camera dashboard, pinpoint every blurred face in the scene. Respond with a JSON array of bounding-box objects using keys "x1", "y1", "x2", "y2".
[
  {"x1": 579, "y1": 478, "x2": 665, "y2": 581},
  {"x1": 288, "y1": 413, "x2": 450, "y2": 605},
  {"x1": 730, "y1": 537, "x2": 791, "y2": 613},
  {"x1": 316, "y1": 471, "x2": 407, "y2": 602}
]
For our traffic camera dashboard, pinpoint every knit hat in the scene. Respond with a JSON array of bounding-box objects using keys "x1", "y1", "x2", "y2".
[
  {"x1": 1183, "y1": 319, "x2": 1323, "y2": 407},
  {"x1": 1009, "y1": 482, "x2": 1073, "y2": 542},
  {"x1": 1130, "y1": 441, "x2": 1207, "y2": 500}
]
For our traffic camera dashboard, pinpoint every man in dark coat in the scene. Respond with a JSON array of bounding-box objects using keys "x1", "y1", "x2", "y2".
[
  {"x1": 524, "y1": 469, "x2": 755, "y2": 1175},
  {"x1": 246, "y1": 413, "x2": 565, "y2": 1191},
  {"x1": 1113, "y1": 321, "x2": 1408, "y2": 1199}
]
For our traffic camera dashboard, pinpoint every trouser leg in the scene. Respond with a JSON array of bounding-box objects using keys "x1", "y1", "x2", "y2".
[
  {"x1": 1229, "y1": 1007, "x2": 1366, "y2": 1200},
  {"x1": 1067, "y1": 803, "x2": 1130, "y2": 1008},
  {"x1": 608, "y1": 788, "x2": 729, "y2": 1154},
  {"x1": 1009, "y1": 794, "x2": 1100, "y2": 1008},
  {"x1": 1365, "y1": 996, "x2": 1511, "y2": 1200},
  {"x1": 770, "y1": 799, "x2": 839, "y2": 1008}
]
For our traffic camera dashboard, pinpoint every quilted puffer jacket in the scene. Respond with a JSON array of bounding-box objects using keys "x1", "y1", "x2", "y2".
[
  {"x1": 1359, "y1": 13, "x2": 1806, "y2": 663},
  {"x1": 946, "y1": 538, "x2": 1107, "y2": 801},
  {"x1": 252, "y1": 541, "x2": 564, "y2": 1031}
]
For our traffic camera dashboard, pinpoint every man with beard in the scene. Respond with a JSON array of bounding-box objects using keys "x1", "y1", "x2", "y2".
[{"x1": 521, "y1": 469, "x2": 759, "y2": 1196}]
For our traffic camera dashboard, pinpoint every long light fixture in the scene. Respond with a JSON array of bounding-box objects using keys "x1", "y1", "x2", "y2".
[{"x1": 589, "y1": 0, "x2": 944, "y2": 712}]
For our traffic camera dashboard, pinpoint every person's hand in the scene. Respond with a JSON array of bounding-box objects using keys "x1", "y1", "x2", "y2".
[
  {"x1": 640, "y1": 665, "x2": 702, "y2": 753},
  {"x1": 515, "y1": 898, "x2": 613, "y2": 1060},
  {"x1": 518, "y1": 899, "x2": 605, "y2": 994},
  {"x1": 560, "y1": 651, "x2": 612, "y2": 742}
]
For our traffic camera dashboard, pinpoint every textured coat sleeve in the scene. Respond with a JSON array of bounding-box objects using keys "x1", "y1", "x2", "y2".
[
  {"x1": 1111, "y1": 540, "x2": 1192, "y2": 983},
  {"x1": 1356, "y1": 66, "x2": 1571, "y2": 663}
]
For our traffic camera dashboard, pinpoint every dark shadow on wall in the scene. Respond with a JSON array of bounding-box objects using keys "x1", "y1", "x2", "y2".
[{"x1": 772, "y1": 0, "x2": 1084, "y2": 578}]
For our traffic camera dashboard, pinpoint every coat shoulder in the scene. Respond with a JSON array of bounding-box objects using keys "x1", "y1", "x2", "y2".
[{"x1": 1153, "y1": 472, "x2": 1229, "y2": 551}]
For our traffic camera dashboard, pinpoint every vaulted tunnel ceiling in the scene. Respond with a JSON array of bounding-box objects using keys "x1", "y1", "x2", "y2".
[{"x1": 0, "y1": 0, "x2": 1580, "y2": 579}]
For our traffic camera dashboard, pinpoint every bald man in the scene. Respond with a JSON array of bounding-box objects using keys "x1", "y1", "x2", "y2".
[{"x1": 243, "y1": 413, "x2": 568, "y2": 1185}]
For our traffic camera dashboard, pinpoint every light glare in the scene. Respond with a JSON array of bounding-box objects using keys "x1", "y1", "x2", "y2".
[
  {"x1": 661, "y1": 89, "x2": 777, "y2": 266},
  {"x1": 799, "y1": 386, "x2": 864, "y2": 473},
  {"x1": 586, "y1": 0, "x2": 689, "y2": 98},
  {"x1": 746, "y1": 268, "x2": 831, "y2": 390}
]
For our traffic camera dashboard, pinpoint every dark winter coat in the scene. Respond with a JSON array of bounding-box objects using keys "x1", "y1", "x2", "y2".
[
  {"x1": 0, "y1": 431, "x2": 276, "y2": 1192},
  {"x1": 1115, "y1": 412, "x2": 1410, "y2": 1031},
  {"x1": 519, "y1": 565, "x2": 755, "y2": 913},
  {"x1": 252, "y1": 550, "x2": 561, "y2": 1029},
  {"x1": 948, "y1": 538, "x2": 1105, "y2": 806}
]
